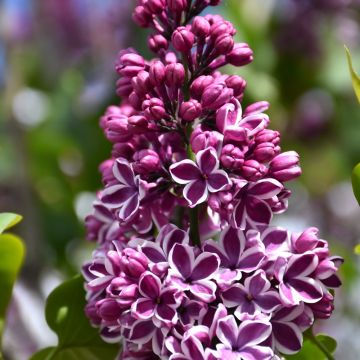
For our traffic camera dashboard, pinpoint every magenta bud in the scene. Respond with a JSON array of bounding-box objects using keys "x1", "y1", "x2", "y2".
[
  {"x1": 120, "y1": 248, "x2": 149, "y2": 278},
  {"x1": 255, "y1": 129, "x2": 280, "y2": 146},
  {"x1": 226, "y1": 43, "x2": 253, "y2": 66},
  {"x1": 167, "y1": 0, "x2": 187, "y2": 12},
  {"x1": 253, "y1": 142, "x2": 279, "y2": 162},
  {"x1": 97, "y1": 298, "x2": 122, "y2": 322},
  {"x1": 172, "y1": 26, "x2": 195, "y2": 52},
  {"x1": 241, "y1": 159, "x2": 267, "y2": 181},
  {"x1": 149, "y1": 60, "x2": 166, "y2": 86},
  {"x1": 220, "y1": 144, "x2": 244, "y2": 170},
  {"x1": 192, "y1": 16, "x2": 210, "y2": 37},
  {"x1": 148, "y1": 33, "x2": 169, "y2": 53},
  {"x1": 111, "y1": 143, "x2": 135, "y2": 161},
  {"x1": 165, "y1": 63, "x2": 185, "y2": 87},
  {"x1": 214, "y1": 33, "x2": 234, "y2": 55},
  {"x1": 127, "y1": 115, "x2": 148, "y2": 132},
  {"x1": 293, "y1": 227, "x2": 319, "y2": 253},
  {"x1": 116, "y1": 52, "x2": 145, "y2": 77},
  {"x1": 190, "y1": 75, "x2": 214, "y2": 100},
  {"x1": 133, "y1": 149, "x2": 161, "y2": 174},
  {"x1": 201, "y1": 83, "x2": 233, "y2": 110},
  {"x1": 190, "y1": 125, "x2": 222, "y2": 153},
  {"x1": 269, "y1": 151, "x2": 301, "y2": 182},
  {"x1": 210, "y1": 20, "x2": 236, "y2": 39},
  {"x1": 244, "y1": 101, "x2": 270, "y2": 116},
  {"x1": 179, "y1": 99, "x2": 202, "y2": 122},
  {"x1": 225, "y1": 75, "x2": 246, "y2": 97},
  {"x1": 143, "y1": 98, "x2": 166, "y2": 120},
  {"x1": 85, "y1": 302, "x2": 101, "y2": 325},
  {"x1": 145, "y1": 0, "x2": 166, "y2": 13},
  {"x1": 116, "y1": 77, "x2": 133, "y2": 97},
  {"x1": 131, "y1": 70, "x2": 151, "y2": 95},
  {"x1": 132, "y1": 6, "x2": 152, "y2": 28},
  {"x1": 310, "y1": 293, "x2": 334, "y2": 319},
  {"x1": 128, "y1": 91, "x2": 142, "y2": 110}
]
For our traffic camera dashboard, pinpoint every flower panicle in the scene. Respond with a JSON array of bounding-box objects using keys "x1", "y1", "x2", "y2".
[{"x1": 83, "y1": 1, "x2": 342, "y2": 359}]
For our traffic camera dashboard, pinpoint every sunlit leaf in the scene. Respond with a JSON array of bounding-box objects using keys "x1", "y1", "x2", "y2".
[
  {"x1": 345, "y1": 46, "x2": 360, "y2": 103},
  {"x1": 0, "y1": 213, "x2": 22, "y2": 234},
  {"x1": 29, "y1": 275, "x2": 119, "y2": 360},
  {"x1": 354, "y1": 244, "x2": 360, "y2": 255},
  {"x1": 352, "y1": 163, "x2": 360, "y2": 206}
]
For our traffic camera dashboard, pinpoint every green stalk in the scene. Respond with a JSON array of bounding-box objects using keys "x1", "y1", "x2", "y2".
[
  {"x1": 189, "y1": 206, "x2": 200, "y2": 247},
  {"x1": 306, "y1": 331, "x2": 335, "y2": 360}
]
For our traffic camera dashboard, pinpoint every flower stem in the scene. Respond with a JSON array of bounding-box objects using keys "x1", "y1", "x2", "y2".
[
  {"x1": 306, "y1": 330, "x2": 335, "y2": 360},
  {"x1": 189, "y1": 206, "x2": 200, "y2": 247}
]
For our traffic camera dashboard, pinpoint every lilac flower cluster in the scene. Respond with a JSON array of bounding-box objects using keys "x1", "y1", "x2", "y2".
[{"x1": 83, "y1": 1, "x2": 342, "y2": 359}]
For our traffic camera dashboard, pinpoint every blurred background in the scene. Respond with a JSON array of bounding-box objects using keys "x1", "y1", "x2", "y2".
[{"x1": 0, "y1": 0, "x2": 360, "y2": 359}]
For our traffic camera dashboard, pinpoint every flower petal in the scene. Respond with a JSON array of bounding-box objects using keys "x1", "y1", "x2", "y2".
[
  {"x1": 248, "y1": 179, "x2": 283, "y2": 199},
  {"x1": 237, "y1": 246, "x2": 264, "y2": 272},
  {"x1": 236, "y1": 320, "x2": 272, "y2": 349},
  {"x1": 238, "y1": 345, "x2": 273, "y2": 360},
  {"x1": 286, "y1": 253, "x2": 318, "y2": 279},
  {"x1": 189, "y1": 280, "x2": 217, "y2": 303},
  {"x1": 129, "y1": 319, "x2": 155, "y2": 344},
  {"x1": 101, "y1": 185, "x2": 134, "y2": 208},
  {"x1": 132, "y1": 298, "x2": 155, "y2": 319},
  {"x1": 170, "y1": 160, "x2": 201, "y2": 184},
  {"x1": 216, "y1": 315, "x2": 238, "y2": 349},
  {"x1": 289, "y1": 277, "x2": 323, "y2": 304},
  {"x1": 139, "y1": 272, "x2": 161, "y2": 299},
  {"x1": 207, "y1": 170, "x2": 231, "y2": 193},
  {"x1": 256, "y1": 291, "x2": 281, "y2": 313},
  {"x1": 245, "y1": 196, "x2": 272, "y2": 225},
  {"x1": 272, "y1": 321, "x2": 303, "y2": 354},
  {"x1": 221, "y1": 284, "x2": 247, "y2": 308},
  {"x1": 169, "y1": 244, "x2": 195, "y2": 279},
  {"x1": 196, "y1": 147, "x2": 219, "y2": 175},
  {"x1": 118, "y1": 194, "x2": 140, "y2": 221},
  {"x1": 183, "y1": 180, "x2": 208, "y2": 207},
  {"x1": 156, "y1": 304, "x2": 177, "y2": 324},
  {"x1": 113, "y1": 158, "x2": 135, "y2": 186},
  {"x1": 247, "y1": 270, "x2": 270, "y2": 296},
  {"x1": 191, "y1": 252, "x2": 220, "y2": 281}
]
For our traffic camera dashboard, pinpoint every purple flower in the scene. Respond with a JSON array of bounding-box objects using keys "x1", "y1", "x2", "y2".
[
  {"x1": 231, "y1": 178, "x2": 283, "y2": 229},
  {"x1": 275, "y1": 252, "x2": 323, "y2": 306},
  {"x1": 203, "y1": 227, "x2": 265, "y2": 285},
  {"x1": 132, "y1": 272, "x2": 182, "y2": 325},
  {"x1": 168, "y1": 243, "x2": 220, "y2": 302},
  {"x1": 222, "y1": 270, "x2": 281, "y2": 316},
  {"x1": 170, "y1": 147, "x2": 231, "y2": 207},
  {"x1": 216, "y1": 315, "x2": 273, "y2": 360},
  {"x1": 101, "y1": 158, "x2": 145, "y2": 221}
]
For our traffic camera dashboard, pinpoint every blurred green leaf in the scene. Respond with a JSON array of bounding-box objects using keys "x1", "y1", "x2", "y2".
[
  {"x1": 345, "y1": 46, "x2": 360, "y2": 103},
  {"x1": 0, "y1": 213, "x2": 22, "y2": 234},
  {"x1": 352, "y1": 163, "x2": 360, "y2": 206},
  {"x1": 29, "y1": 275, "x2": 119, "y2": 360},
  {"x1": 355, "y1": 244, "x2": 360, "y2": 255},
  {"x1": 0, "y1": 230, "x2": 25, "y2": 349}
]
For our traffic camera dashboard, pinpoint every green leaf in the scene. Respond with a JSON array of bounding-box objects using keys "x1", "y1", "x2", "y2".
[
  {"x1": 0, "y1": 233, "x2": 25, "y2": 341},
  {"x1": 354, "y1": 244, "x2": 360, "y2": 255},
  {"x1": 29, "y1": 275, "x2": 119, "y2": 360},
  {"x1": 286, "y1": 334, "x2": 337, "y2": 360},
  {"x1": 352, "y1": 163, "x2": 360, "y2": 206},
  {"x1": 345, "y1": 46, "x2": 360, "y2": 103},
  {"x1": 0, "y1": 213, "x2": 22, "y2": 234}
]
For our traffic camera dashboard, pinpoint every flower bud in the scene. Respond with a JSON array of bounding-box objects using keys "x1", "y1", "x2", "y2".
[
  {"x1": 190, "y1": 125, "x2": 222, "y2": 153},
  {"x1": 172, "y1": 27, "x2": 195, "y2": 52},
  {"x1": 244, "y1": 101, "x2": 270, "y2": 116},
  {"x1": 133, "y1": 149, "x2": 161, "y2": 174},
  {"x1": 214, "y1": 33, "x2": 234, "y2": 55},
  {"x1": 220, "y1": 144, "x2": 244, "y2": 170},
  {"x1": 255, "y1": 129, "x2": 280, "y2": 146},
  {"x1": 179, "y1": 99, "x2": 202, "y2": 122},
  {"x1": 116, "y1": 52, "x2": 145, "y2": 77},
  {"x1": 131, "y1": 70, "x2": 151, "y2": 95},
  {"x1": 145, "y1": 0, "x2": 166, "y2": 14},
  {"x1": 225, "y1": 75, "x2": 246, "y2": 97},
  {"x1": 292, "y1": 227, "x2": 319, "y2": 253},
  {"x1": 269, "y1": 151, "x2": 301, "y2": 182},
  {"x1": 165, "y1": 63, "x2": 185, "y2": 87},
  {"x1": 120, "y1": 248, "x2": 149, "y2": 278},
  {"x1": 132, "y1": 6, "x2": 152, "y2": 28},
  {"x1": 143, "y1": 98, "x2": 166, "y2": 120},
  {"x1": 253, "y1": 142, "x2": 279, "y2": 162},
  {"x1": 226, "y1": 43, "x2": 253, "y2": 66},
  {"x1": 128, "y1": 115, "x2": 148, "y2": 132},
  {"x1": 128, "y1": 91, "x2": 142, "y2": 110},
  {"x1": 85, "y1": 302, "x2": 101, "y2": 326},
  {"x1": 241, "y1": 160, "x2": 267, "y2": 181},
  {"x1": 167, "y1": 0, "x2": 187, "y2": 12},
  {"x1": 111, "y1": 143, "x2": 135, "y2": 161},
  {"x1": 148, "y1": 34, "x2": 169, "y2": 53},
  {"x1": 192, "y1": 16, "x2": 210, "y2": 37},
  {"x1": 116, "y1": 77, "x2": 133, "y2": 97},
  {"x1": 210, "y1": 20, "x2": 236, "y2": 39},
  {"x1": 190, "y1": 75, "x2": 214, "y2": 100},
  {"x1": 201, "y1": 83, "x2": 233, "y2": 110},
  {"x1": 149, "y1": 60, "x2": 166, "y2": 86},
  {"x1": 97, "y1": 298, "x2": 122, "y2": 322},
  {"x1": 310, "y1": 293, "x2": 334, "y2": 319}
]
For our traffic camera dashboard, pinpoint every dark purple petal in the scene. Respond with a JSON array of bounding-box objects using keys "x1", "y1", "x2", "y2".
[
  {"x1": 101, "y1": 185, "x2": 134, "y2": 207},
  {"x1": 163, "y1": 228, "x2": 189, "y2": 256},
  {"x1": 248, "y1": 271, "x2": 269, "y2": 296},
  {"x1": 197, "y1": 147, "x2": 218, "y2": 175},
  {"x1": 129, "y1": 319, "x2": 155, "y2": 344},
  {"x1": 272, "y1": 322, "x2": 302, "y2": 354},
  {"x1": 221, "y1": 227, "x2": 245, "y2": 266},
  {"x1": 279, "y1": 283, "x2": 296, "y2": 306},
  {"x1": 216, "y1": 315, "x2": 238, "y2": 349},
  {"x1": 182, "y1": 335, "x2": 206, "y2": 360},
  {"x1": 170, "y1": 160, "x2": 201, "y2": 184},
  {"x1": 119, "y1": 194, "x2": 140, "y2": 220},
  {"x1": 183, "y1": 179, "x2": 208, "y2": 207},
  {"x1": 132, "y1": 298, "x2": 155, "y2": 319},
  {"x1": 141, "y1": 242, "x2": 166, "y2": 263},
  {"x1": 113, "y1": 158, "x2": 135, "y2": 186},
  {"x1": 203, "y1": 240, "x2": 229, "y2": 266},
  {"x1": 256, "y1": 292, "x2": 281, "y2": 312},
  {"x1": 169, "y1": 244, "x2": 194, "y2": 279},
  {"x1": 289, "y1": 277, "x2": 323, "y2": 303},
  {"x1": 237, "y1": 247, "x2": 264, "y2": 272},
  {"x1": 191, "y1": 252, "x2": 219, "y2": 281},
  {"x1": 156, "y1": 304, "x2": 177, "y2": 323},
  {"x1": 222, "y1": 284, "x2": 247, "y2": 308},
  {"x1": 245, "y1": 197, "x2": 272, "y2": 225},
  {"x1": 238, "y1": 345, "x2": 273, "y2": 360},
  {"x1": 189, "y1": 280, "x2": 216, "y2": 303},
  {"x1": 286, "y1": 253, "x2": 318, "y2": 279},
  {"x1": 262, "y1": 227, "x2": 288, "y2": 252},
  {"x1": 207, "y1": 170, "x2": 230, "y2": 192},
  {"x1": 248, "y1": 179, "x2": 283, "y2": 199},
  {"x1": 236, "y1": 320, "x2": 272, "y2": 349},
  {"x1": 139, "y1": 272, "x2": 161, "y2": 299},
  {"x1": 321, "y1": 274, "x2": 342, "y2": 288},
  {"x1": 236, "y1": 300, "x2": 257, "y2": 316},
  {"x1": 233, "y1": 199, "x2": 246, "y2": 229}
]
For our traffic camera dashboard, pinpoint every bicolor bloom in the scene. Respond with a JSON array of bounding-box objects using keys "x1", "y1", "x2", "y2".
[{"x1": 170, "y1": 147, "x2": 231, "y2": 207}]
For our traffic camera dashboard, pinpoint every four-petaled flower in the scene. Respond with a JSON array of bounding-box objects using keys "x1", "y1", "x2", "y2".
[
  {"x1": 170, "y1": 147, "x2": 231, "y2": 207},
  {"x1": 216, "y1": 315, "x2": 273, "y2": 360},
  {"x1": 222, "y1": 270, "x2": 281, "y2": 316},
  {"x1": 101, "y1": 158, "x2": 145, "y2": 221}
]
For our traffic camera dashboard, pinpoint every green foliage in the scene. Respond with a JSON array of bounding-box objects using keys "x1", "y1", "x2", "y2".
[
  {"x1": 352, "y1": 163, "x2": 360, "y2": 206},
  {"x1": 0, "y1": 213, "x2": 25, "y2": 354},
  {"x1": 345, "y1": 46, "x2": 360, "y2": 103},
  {"x1": 286, "y1": 333, "x2": 337, "y2": 360},
  {"x1": 29, "y1": 275, "x2": 119, "y2": 360}
]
